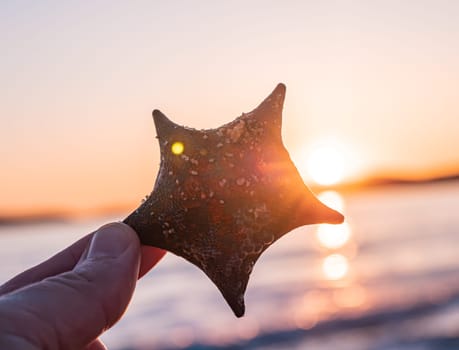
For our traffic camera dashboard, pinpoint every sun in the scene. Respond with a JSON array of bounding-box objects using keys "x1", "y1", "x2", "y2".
[{"x1": 306, "y1": 143, "x2": 346, "y2": 186}]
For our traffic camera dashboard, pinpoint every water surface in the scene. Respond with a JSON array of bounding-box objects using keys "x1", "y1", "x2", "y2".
[{"x1": 1, "y1": 182, "x2": 458, "y2": 349}]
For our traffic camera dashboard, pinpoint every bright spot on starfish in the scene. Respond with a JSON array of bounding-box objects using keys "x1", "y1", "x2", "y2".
[
  {"x1": 307, "y1": 144, "x2": 345, "y2": 186},
  {"x1": 171, "y1": 141, "x2": 185, "y2": 155},
  {"x1": 322, "y1": 253, "x2": 349, "y2": 280}
]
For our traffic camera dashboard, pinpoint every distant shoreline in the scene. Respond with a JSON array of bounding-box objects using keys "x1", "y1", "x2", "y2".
[
  {"x1": 311, "y1": 173, "x2": 459, "y2": 193},
  {"x1": 0, "y1": 215, "x2": 71, "y2": 227},
  {"x1": 1, "y1": 174, "x2": 458, "y2": 226}
]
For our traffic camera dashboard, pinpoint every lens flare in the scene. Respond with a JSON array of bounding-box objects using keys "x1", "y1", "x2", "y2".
[{"x1": 171, "y1": 141, "x2": 184, "y2": 155}]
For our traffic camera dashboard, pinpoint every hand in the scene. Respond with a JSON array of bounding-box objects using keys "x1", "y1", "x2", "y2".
[{"x1": 0, "y1": 222, "x2": 166, "y2": 350}]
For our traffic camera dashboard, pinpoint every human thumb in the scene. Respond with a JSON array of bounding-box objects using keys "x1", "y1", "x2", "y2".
[{"x1": 0, "y1": 223, "x2": 141, "y2": 350}]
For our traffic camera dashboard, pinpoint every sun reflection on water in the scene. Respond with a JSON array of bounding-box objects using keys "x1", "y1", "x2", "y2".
[
  {"x1": 316, "y1": 222, "x2": 351, "y2": 249},
  {"x1": 318, "y1": 191, "x2": 368, "y2": 304},
  {"x1": 332, "y1": 285, "x2": 368, "y2": 309},
  {"x1": 314, "y1": 191, "x2": 351, "y2": 250},
  {"x1": 291, "y1": 190, "x2": 371, "y2": 332},
  {"x1": 322, "y1": 253, "x2": 349, "y2": 280},
  {"x1": 318, "y1": 190, "x2": 345, "y2": 212}
]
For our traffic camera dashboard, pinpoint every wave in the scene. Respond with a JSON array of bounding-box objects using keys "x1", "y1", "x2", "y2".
[{"x1": 159, "y1": 291, "x2": 459, "y2": 350}]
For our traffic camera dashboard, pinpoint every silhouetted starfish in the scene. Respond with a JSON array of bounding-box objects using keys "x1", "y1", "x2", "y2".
[{"x1": 124, "y1": 84, "x2": 344, "y2": 317}]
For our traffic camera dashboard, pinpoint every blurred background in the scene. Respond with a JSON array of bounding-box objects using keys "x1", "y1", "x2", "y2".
[{"x1": 1, "y1": 1, "x2": 459, "y2": 349}]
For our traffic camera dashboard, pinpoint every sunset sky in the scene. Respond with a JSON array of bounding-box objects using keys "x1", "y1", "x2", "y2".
[{"x1": 1, "y1": 1, "x2": 458, "y2": 217}]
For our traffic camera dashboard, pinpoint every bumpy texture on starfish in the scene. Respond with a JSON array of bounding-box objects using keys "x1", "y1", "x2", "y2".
[{"x1": 124, "y1": 83, "x2": 344, "y2": 317}]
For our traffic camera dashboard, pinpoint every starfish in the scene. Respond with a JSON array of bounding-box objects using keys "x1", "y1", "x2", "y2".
[{"x1": 123, "y1": 83, "x2": 344, "y2": 317}]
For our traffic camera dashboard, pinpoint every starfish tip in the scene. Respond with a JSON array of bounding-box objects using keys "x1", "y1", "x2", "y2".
[
  {"x1": 152, "y1": 109, "x2": 176, "y2": 138},
  {"x1": 152, "y1": 109, "x2": 163, "y2": 118},
  {"x1": 235, "y1": 307, "x2": 245, "y2": 318},
  {"x1": 253, "y1": 83, "x2": 287, "y2": 125},
  {"x1": 328, "y1": 209, "x2": 345, "y2": 224},
  {"x1": 225, "y1": 294, "x2": 245, "y2": 318},
  {"x1": 315, "y1": 203, "x2": 345, "y2": 225},
  {"x1": 271, "y1": 83, "x2": 286, "y2": 102},
  {"x1": 275, "y1": 82, "x2": 286, "y2": 93}
]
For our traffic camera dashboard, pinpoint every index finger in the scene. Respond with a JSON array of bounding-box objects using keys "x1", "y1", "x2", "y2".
[{"x1": 138, "y1": 245, "x2": 166, "y2": 278}]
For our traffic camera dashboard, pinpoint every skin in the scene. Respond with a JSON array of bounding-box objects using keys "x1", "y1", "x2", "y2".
[{"x1": 0, "y1": 222, "x2": 166, "y2": 350}]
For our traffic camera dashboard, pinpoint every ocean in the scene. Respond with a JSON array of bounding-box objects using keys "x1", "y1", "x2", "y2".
[{"x1": 1, "y1": 181, "x2": 458, "y2": 350}]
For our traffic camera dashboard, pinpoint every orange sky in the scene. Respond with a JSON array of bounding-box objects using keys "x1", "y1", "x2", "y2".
[{"x1": 1, "y1": 1, "x2": 459, "y2": 217}]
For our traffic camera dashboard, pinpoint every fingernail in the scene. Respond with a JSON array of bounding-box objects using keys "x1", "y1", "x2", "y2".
[{"x1": 88, "y1": 223, "x2": 137, "y2": 258}]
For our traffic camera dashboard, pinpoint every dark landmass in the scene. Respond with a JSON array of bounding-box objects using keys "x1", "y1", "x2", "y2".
[
  {"x1": 362, "y1": 173, "x2": 459, "y2": 187},
  {"x1": 0, "y1": 213, "x2": 71, "y2": 227},
  {"x1": 312, "y1": 172, "x2": 459, "y2": 193}
]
